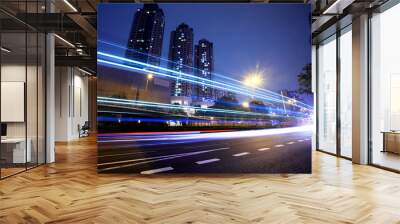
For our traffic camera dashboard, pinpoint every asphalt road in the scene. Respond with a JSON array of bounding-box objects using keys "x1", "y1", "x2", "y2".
[{"x1": 97, "y1": 128, "x2": 312, "y2": 174}]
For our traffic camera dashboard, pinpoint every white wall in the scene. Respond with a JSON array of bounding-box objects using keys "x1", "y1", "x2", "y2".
[
  {"x1": 1, "y1": 64, "x2": 42, "y2": 138},
  {"x1": 55, "y1": 67, "x2": 89, "y2": 141}
]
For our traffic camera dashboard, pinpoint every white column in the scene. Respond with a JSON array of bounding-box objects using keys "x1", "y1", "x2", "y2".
[
  {"x1": 45, "y1": 0, "x2": 56, "y2": 163},
  {"x1": 352, "y1": 14, "x2": 369, "y2": 164},
  {"x1": 46, "y1": 32, "x2": 55, "y2": 163}
]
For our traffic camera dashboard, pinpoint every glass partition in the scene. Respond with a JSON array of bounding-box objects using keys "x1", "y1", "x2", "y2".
[
  {"x1": 317, "y1": 35, "x2": 337, "y2": 154},
  {"x1": 339, "y1": 27, "x2": 352, "y2": 158},
  {"x1": 1, "y1": 30, "x2": 28, "y2": 177},
  {"x1": 0, "y1": 1, "x2": 46, "y2": 179},
  {"x1": 370, "y1": 3, "x2": 400, "y2": 171}
]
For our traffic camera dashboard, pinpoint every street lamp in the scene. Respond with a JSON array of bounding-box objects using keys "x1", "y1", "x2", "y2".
[
  {"x1": 243, "y1": 72, "x2": 263, "y2": 100},
  {"x1": 243, "y1": 73, "x2": 263, "y2": 89},
  {"x1": 145, "y1": 73, "x2": 153, "y2": 91},
  {"x1": 242, "y1": 101, "x2": 249, "y2": 108},
  {"x1": 243, "y1": 65, "x2": 264, "y2": 100}
]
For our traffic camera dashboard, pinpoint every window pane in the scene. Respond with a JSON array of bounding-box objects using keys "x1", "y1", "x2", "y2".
[
  {"x1": 371, "y1": 4, "x2": 400, "y2": 171},
  {"x1": 340, "y1": 29, "x2": 352, "y2": 158},
  {"x1": 318, "y1": 36, "x2": 337, "y2": 154}
]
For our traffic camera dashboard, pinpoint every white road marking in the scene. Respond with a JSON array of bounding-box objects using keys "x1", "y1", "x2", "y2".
[
  {"x1": 98, "y1": 147, "x2": 230, "y2": 172},
  {"x1": 257, "y1": 147, "x2": 271, "y2": 151},
  {"x1": 298, "y1": 139, "x2": 304, "y2": 142},
  {"x1": 233, "y1": 152, "x2": 250, "y2": 157},
  {"x1": 287, "y1": 142, "x2": 295, "y2": 145},
  {"x1": 275, "y1": 144, "x2": 285, "y2": 148},
  {"x1": 140, "y1": 166, "x2": 173, "y2": 175},
  {"x1": 99, "y1": 147, "x2": 229, "y2": 166},
  {"x1": 196, "y1": 158, "x2": 220, "y2": 165}
]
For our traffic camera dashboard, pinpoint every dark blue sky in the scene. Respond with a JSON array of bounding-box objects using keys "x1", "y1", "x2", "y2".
[{"x1": 98, "y1": 3, "x2": 311, "y2": 93}]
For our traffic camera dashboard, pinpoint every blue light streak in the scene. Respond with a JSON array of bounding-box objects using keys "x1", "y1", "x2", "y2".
[
  {"x1": 98, "y1": 96, "x2": 307, "y2": 118},
  {"x1": 98, "y1": 56, "x2": 312, "y2": 111},
  {"x1": 98, "y1": 40, "x2": 312, "y2": 108}
]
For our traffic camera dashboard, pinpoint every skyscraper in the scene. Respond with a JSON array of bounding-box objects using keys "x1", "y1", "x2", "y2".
[
  {"x1": 194, "y1": 39, "x2": 214, "y2": 102},
  {"x1": 168, "y1": 23, "x2": 194, "y2": 98},
  {"x1": 124, "y1": 4, "x2": 169, "y2": 104},
  {"x1": 126, "y1": 4, "x2": 165, "y2": 66}
]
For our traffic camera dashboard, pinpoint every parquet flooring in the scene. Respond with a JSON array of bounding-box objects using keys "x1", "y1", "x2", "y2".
[{"x1": 1, "y1": 136, "x2": 400, "y2": 223}]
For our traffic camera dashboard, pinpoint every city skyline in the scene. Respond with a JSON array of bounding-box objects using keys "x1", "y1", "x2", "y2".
[{"x1": 98, "y1": 3, "x2": 311, "y2": 97}]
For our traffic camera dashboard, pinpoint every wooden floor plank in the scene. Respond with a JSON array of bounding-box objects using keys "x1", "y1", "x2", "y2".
[{"x1": 0, "y1": 136, "x2": 400, "y2": 223}]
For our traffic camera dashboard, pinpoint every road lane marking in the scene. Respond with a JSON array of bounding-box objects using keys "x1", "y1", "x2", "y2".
[
  {"x1": 140, "y1": 167, "x2": 173, "y2": 174},
  {"x1": 98, "y1": 151, "x2": 154, "y2": 158},
  {"x1": 196, "y1": 158, "x2": 220, "y2": 165},
  {"x1": 297, "y1": 139, "x2": 304, "y2": 142},
  {"x1": 257, "y1": 147, "x2": 271, "y2": 151},
  {"x1": 233, "y1": 152, "x2": 249, "y2": 157},
  {"x1": 287, "y1": 142, "x2": 295, "y2": 145},
  {"x1": 98, "y1": 147, "x2": 230, "y2": 172},
  {"x1": 275, "y1": 144, "x2": 285, "y2": 148},
  {"x1": 98, "y1": 147, "x2": 229, "y2": 166}
]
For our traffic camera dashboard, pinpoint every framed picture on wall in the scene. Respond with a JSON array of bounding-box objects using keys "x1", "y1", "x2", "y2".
[{"x1": 97, "y1": 3, "x2": 313, "y2": 174}]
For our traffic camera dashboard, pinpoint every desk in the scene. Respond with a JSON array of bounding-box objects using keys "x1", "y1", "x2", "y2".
[
  {"x1": 382, "y1": 131, "x2": 400, "y2": 154},
  {"x1": 1, "y1": 138, "x2": 31, "y2": 164}
]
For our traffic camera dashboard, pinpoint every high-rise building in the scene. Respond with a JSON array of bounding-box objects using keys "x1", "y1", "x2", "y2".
[
  {"x1": 126, "y1": 4, "x2": 165, "y2": 66},
  {"x1": 168, "y1": 23, "x2": 194, "y2": 98},
  {"x1": 124, "y1": 4, "x2": 169, "y2": 104},
  {"x1": 194, "y1": 39, "x2": 214, "y2": 102}
]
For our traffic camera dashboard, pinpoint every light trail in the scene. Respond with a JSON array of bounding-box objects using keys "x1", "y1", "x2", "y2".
[
  {"x1": 98, "y1": 56, "x2": 312, "y2": 111},
  {"x1": 97, "y1": 125, "x2": 313, "y2": 143},
  {"x1": 98, "y1": 40, "x2": 311, "y2": 108},
  {"x1": 98, "y1": 96, "x2": 307, "y2": 118},
  {"x1": 98, "y1": 51, "x2": 312, "y2": 110},
  {"x1": 97, "y1": 55, "x2": 292, "y2": 108}
]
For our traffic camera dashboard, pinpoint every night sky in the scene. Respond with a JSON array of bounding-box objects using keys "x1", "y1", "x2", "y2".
[{"x1": 98, "y1": 3, "x2": 311, "y2": 94}]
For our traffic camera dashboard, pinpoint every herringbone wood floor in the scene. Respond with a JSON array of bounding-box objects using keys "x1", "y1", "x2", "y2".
[{"x1": 1, "y1": 136, "x2": 400, "y2": 224}]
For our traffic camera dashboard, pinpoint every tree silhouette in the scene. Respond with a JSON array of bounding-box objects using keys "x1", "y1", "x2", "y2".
[{"x1": 297, "y1": 63, "x2": 312, "y2": 95}]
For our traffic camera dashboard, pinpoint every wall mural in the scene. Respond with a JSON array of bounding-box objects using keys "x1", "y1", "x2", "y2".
[{"x1": 97, "y1": 3, "x2": 313, "y2": 174}]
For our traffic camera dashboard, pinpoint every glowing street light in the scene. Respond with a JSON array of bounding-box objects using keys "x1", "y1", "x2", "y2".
[
  {"x1": 242, "y1": 101, "x2": 249, "y2": 108},
  {"x1": 145, "y1": 73, "x2": 153, "y2": 91},
  {"x1": 243, "y1": 73, "x2": 263, "y2": 88},
  {"x1": 243, "y1": 65, "x2": 264, "y2": 100}
]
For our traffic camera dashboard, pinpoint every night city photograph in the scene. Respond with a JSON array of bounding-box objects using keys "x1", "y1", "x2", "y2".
[{"x1": 97, "y1": 3, "x2": 313, "y2": 174}]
